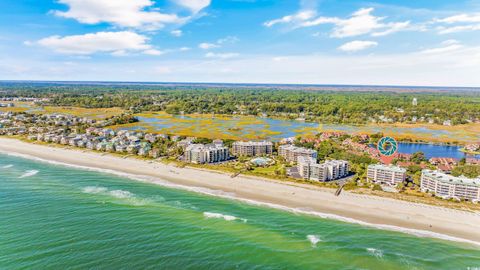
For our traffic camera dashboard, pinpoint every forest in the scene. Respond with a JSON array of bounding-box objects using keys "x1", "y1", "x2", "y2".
[{"x1": 1, "y1": 81, "x2": 479, "y2": 125}]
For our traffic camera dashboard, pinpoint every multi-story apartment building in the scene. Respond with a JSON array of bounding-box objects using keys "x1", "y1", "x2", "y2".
[
  {"x1": 184, "y1": 144, "x2": 230, "y2": 164},
  {"x1": 420, "y1": 170, "x2": 480, "y2": 201},
  {"x1": 278, "y1": 144, "x2": 318, "y2": 163},
  {"x1": 297, "y1": 157, "x2": 349, "y2": 182},
  {"x1": 232, "y1": 141, "x2": 273, "y2": 157},
  {"x1": 367, "y1": 164, "x2": 406, "y2": 186}
]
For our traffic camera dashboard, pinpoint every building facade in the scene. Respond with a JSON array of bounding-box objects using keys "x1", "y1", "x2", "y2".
[
  {"x1": 184, "y1": 144, "x2": 230, "y2": 164},
  {"x1": 420, "y1": 170, "x2": 480, "y2": 201},
  {"x1": 297, "y1": 157, "x2": 349, "y2": 182},
  {"x1": 232, "y1": 141, "x2": 273, "y2": 157},
  {"x1": 367, "y1": 164, "x2": 406, "y2": 186},
  {"x1": 278, "y1": 144, "x2": 318, "y2": 163}
]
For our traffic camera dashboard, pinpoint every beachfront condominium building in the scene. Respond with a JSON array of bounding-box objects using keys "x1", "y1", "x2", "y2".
[
  {"x1": 420, "y1": 170, "x2": 480, "y2": 201},
  {"x1": 297, "y1": 157, "x2": 349, "y2": 182},
  {"x1": 367, "y1": 164, "x2": 406, "y2": 186},
  {"x1": 278, "y1": 144, "x2": 318, "y2": 163},
  {"x1": 184, "y1": 144, "x2": 229, "y2": 164},
  {"x1": 232, "y1": 141, "x2": 273, "y2": 157}
]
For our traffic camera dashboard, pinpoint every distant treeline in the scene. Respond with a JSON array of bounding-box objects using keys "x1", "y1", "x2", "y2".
[{"x1": 1, "y1": 82, "x2": 479, "y2": 125}]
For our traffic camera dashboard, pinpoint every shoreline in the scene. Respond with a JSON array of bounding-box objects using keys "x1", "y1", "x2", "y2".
[{"x1": 1, "y1": 137, "x2": 479, "y2": 246}]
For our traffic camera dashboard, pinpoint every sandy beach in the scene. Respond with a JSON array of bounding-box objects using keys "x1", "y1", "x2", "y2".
[{"x1": 0, "y1": 137, "x2": 479, "y2": 245}]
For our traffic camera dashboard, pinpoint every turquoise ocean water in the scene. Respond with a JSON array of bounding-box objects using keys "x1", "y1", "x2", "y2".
[{"x1": 1, "y1": 153, "x2": 479, "y2": 270}]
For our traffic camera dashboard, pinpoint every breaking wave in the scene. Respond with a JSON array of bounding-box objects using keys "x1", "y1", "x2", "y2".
[
  {"x1": 82, "y1": 186, "x2": 108, "y2": 194},
  {"x1": 19, "y1": 170, "x2": 39, "y2": 178},
  {"x1": 367, "y1": 248, "x2": 384, "y2": 259},
  {"x1": 204, "y1": 212, "x2": 247, "y2": 222},
  {"x1": 2, "y1": 164, "x2": 13, "y2": 169},
  {"x1": 82, "y1": 186, "x2": 147, "y2": 206},
  {"x1": 307, "y1": 235, "x2": 322, "y2": 247}
]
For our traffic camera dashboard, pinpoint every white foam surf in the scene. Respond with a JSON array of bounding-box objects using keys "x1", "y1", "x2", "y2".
[
  {"x1": 109, "y1": 190, "x2": 134, "y2": 199},
  {"x1": 2, "y1": 150, "x2": 480, "y2": 247},
  {"x1": 307, "y1": 235, "x2": 322, "y2": 247},
  {"x1": 18, "y1": 170, "x2": 39, "y2": 178},
  {"x1": 2, "y1": 164, "x2": 13, "y2": 169},
  {"x1": 82, "y1": 186, "x2": 146, "y2": 206},
  {"x1": 366, "y1": 248, "x2": 384, "y2": 259},
  {"x1": 204, "y1": 212, "x2": 247, "y2": 222},
  {"x1": 82, "y1": 186, "x2": 108, "y2": 194}
]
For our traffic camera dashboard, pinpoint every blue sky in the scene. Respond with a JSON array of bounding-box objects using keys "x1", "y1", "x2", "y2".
[{"x1": 1, "y1": 0, "x2": 480, "y2": 86}]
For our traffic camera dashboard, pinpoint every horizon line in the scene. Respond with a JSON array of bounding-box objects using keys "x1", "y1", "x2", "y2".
[{"x1": 0, "y1": 79, "x2": 479, "y2": 91}]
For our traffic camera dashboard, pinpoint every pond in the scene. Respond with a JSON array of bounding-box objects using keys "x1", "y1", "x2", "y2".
[{"x1": 397, "y1": 143, "x2": 479, "y2": 159}]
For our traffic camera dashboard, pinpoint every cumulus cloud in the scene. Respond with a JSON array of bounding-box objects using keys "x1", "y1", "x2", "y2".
[
  {"x1": 173, "y1": 0, "x2": 211, "y2": 14},
  {"x1": 338, "y1": 40, "x2": 378, "y2": 52},
  {"x1": 265, "y1": 7, "x2": 413, "y2": 38},
  {"x1": 37, "y1": 31, "x2": 161, "y2": 56},
  {"x1": 53, "y1": 0, "x2": 185, "y2": 30}
]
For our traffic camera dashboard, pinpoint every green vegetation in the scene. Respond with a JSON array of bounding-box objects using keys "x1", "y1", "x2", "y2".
[
  {"x1": 2, "y1": 82, "x2": 480, "y2": 125},
  {"x1": 451, "y1": 165, "x2": 480, "y2": 178}
]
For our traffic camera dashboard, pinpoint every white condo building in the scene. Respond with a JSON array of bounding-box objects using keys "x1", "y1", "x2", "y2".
[
  {"x1": 232, "y1": 141, "x2": 273, "y2": 157},
  {"x1": 367, "y1": 164, "x2": 406, "y2": 186},
  {"x1": 297, "y1": 157, "x2": 349, "y2": 182},
  {"x1": 184, "y1": 144, "x2": 229, "y2": 164},
  {"x1": 421, "y1": 170, "x2": 480, "y2": 201},
  {"x1": 278, "y1": 144, "x2": 318, "y2": 163}
]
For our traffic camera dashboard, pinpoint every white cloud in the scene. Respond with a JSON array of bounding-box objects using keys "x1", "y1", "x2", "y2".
[
  {"x1": 371, "y1": 21, "x2": 411, "y2": 37},
  {"x1": 170, "y1": 30, "x2": 183, "y2": 37},
  {"x1": 54, "y1": 0, "x2": 185, "y2": 30},
  {"x1": 199, "y1": 43, "x2": 219, "y2": 50},
  {"x1": 264, "y1": 10, "x2": 316, "y2": 27},
  {"x1": 198, "y1": 36, "x2": 238, "y2": 50},
  {"x1": 173, "y1": 0, "x2": 210, "y2": 14},
  {"x1": 266, "y1": 7, "x2": 414, "y2": 38},
  {"x1": 217, "y1": 36, "x2": 239, "y2": 44},
  {"x1": 338, "y1": 40, "x2": 378, "y2": 52},
  {"x1": 37, "y1": 31, "x2": 161, "y2": 56},
  {"x1": 434, "y1": 13, "x2": 480, "y2": 34},
  {"x1": 437, "y1": 24, "x2": 480, "y2": 34},
  {"x1": 436, "y1": 13, "x2": 480, "y2": 24},
  {"x1": 330, "y1": 8, "x2": 385, "y2": 38},
  {"x1": 5, "y1": 46, "x2": 480, "y2": 86},
  {"x1": 143, "y1": 49, "x2": 165, "y2": 55},
  {"x1": 420, "y1": 40, "x2": 463, "y2": 54},
  {"x1": 205, "y1": 52, "x2": 239, "y2": 59}
]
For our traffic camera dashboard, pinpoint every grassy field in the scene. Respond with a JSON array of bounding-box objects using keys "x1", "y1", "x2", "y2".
[
  {"x1": 110, "y1": 112, "x2": 284, "y2": 140},
  {"x1": 38, "y1": 106, "x2": 125, "y2": 119}
]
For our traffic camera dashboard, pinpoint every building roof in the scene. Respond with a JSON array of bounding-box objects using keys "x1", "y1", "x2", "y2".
[
  {"x1": 279, "y1": 144, "x2": 317, "y2": 154},
  {"x1": 422, "y1": 170, "x2": 480, "y2": 187},
  {"x1": 233, "y1": 141, "x2": 272, "y2": 146},
  {"x1": 368, "y1": 164, "x2": 406, "y2": 173}
]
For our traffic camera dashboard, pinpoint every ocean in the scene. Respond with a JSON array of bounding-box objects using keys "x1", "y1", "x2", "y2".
[{"x1": 1, "y1": 153, "x2": 479, "y2": 270}]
